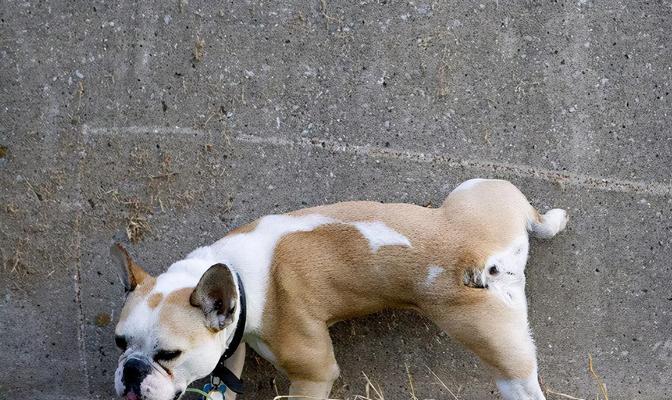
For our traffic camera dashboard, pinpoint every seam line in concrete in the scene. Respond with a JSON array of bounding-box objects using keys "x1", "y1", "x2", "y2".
[
  {"x1": 236, "y1": 134, "x2": 672, "y2": 197},
  {"x1": 82, "y1": 125, "x2": 671, "y2": 197},
  {"x1": 74, "y1": 136, "x2": 91, "y2": 394}
]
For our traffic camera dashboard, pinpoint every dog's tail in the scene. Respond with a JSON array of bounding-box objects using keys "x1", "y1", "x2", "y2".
[{"x1": 528, "y1": 208, "x2": 568, "y2": 239}]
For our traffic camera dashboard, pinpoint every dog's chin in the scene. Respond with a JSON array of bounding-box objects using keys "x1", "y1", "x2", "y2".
[{"x1": 121, "y1": 390, "x2": 182, "y2": 400}]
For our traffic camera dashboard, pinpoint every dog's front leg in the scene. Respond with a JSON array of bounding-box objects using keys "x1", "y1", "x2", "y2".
[
  {"x1": 288, "y1": 380, "x2": 336, "y2": 399},
  {"x1": 277, "y1": 324, "x2": 340, "y2": 399},
  {"x1": 223, "y1": 344, "x2": 246, "y2": 400},
  {"x1": 285, "y1": 349, "x2": 340, "y2": 399}
]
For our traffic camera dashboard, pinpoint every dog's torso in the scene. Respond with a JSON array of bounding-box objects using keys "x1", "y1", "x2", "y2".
[
  {"x1": 179, "y1": 180, "x2": 537, "y2": 375},
  {"x1": 113, "y1": 179, "x2": 567, "y2": 400}
]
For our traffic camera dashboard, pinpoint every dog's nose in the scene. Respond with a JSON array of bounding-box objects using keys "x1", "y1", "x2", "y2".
[{"x1": 122, "y1": 357, "x2": 152, "y2": 397}]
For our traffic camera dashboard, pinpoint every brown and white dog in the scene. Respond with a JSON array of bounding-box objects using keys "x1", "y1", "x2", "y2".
[{"x1": 111, "y1": 178, "x2": 568, "y2": 400}]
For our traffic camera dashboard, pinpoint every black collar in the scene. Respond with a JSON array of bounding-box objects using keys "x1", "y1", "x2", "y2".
[{"x1": 211, "y1": 272, "x2": 246, "y2": 394}]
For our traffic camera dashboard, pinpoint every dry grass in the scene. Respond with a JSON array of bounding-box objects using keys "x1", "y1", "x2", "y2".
[
  {"x1": 126, "y1": 213, "x2": 151, "y2": 244},
  {"x1": 359, "y1": 372, "x2": 384, "y2": 400},
  {"x1": 425, "y1": 366, "x2": 459, "y2": 400},
  {"x1": 4, "y1": 238, "x2": 27, "y2": 275},
  {"x1": 97, "y1": 191, "x2": 153, "y2": 244},
  {"x1": 24, "y1": 179, "x2": 50, "y2": 201},
  {"x1": 117, "y1": 196, "x2": 152, "y2": 244},
  {"x1": 541, "y1": 354, "x2": 609, "y2": 400},
  {"x1": 319, "y1": 0, "x2": 340, "y2": 29},
  {"x1": 93, "y1": 147, "x2": 210, "y2": 244},
  {"x1": 404, "y1": 363, "x2": 418, "y2": 400},
  {"x1": 545, "y1": 387, "x2": 587, "y2": 400},
  {"x1": 266, "y1": 357, "x2": 611, "y2": 400},
  {"x1": 193, "y1": 37, "x2": 206, "y2": 62},
  {"x1": 68, "y1": 81, "x2": 85, "y2": 124},
  {"x1": 267, "y1": 371, "x2": 385, "y2": 400},
  {"x1": 588, "y1": 354, "x2": 609, "y2": 400},
  {"x1": 5, "y1": 203, "x2": 19, "y2": 214}
]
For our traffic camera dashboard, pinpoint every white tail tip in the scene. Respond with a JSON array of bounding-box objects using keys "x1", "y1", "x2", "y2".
[{"x1": 530, "y1": 208, "x2": 568, "y2": 239}]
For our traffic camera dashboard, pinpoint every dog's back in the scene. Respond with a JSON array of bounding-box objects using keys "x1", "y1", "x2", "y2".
[{"x1": 272, "y1": 178, "x2": 567, "y2": 314}]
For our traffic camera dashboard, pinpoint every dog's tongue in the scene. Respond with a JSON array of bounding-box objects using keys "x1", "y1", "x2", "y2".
[{"x1": 125, "y1": 392, "x2": 140, "y2": 400}]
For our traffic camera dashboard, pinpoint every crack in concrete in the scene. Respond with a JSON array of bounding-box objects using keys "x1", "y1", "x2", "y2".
[
  {"x1": 74, "y1": 137, "x2": 91, "y2": 395},
  {"x1": 82, "y1": 125, "x2": 672, "y2": 197}
]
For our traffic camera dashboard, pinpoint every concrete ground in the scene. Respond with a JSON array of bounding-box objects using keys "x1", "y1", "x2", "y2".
[{"x1": 1, "y1": 1, "x2": 671, "y2": 399}]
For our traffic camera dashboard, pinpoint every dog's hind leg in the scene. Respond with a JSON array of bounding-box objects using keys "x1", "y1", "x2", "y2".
[{"x1": 425, "y1": 294, "x2": 546, "y2": 400}]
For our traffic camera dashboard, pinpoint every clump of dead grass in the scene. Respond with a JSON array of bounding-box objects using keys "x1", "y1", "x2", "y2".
[
  {"x1": 126, "y1": 213, "x2": 151, "y2": 244},
  {"x1": 117, "y1": 196, "x2": 152, "y2": 244},
  {"x1": 193, "y1": 37, "x2": 205, "y2": 62},
  {"x1": 3, "y1": 238, "x2": 33, "y2": 277},
  {"x1": 4, "y1": 203, "x2": 19, "y2": 215}
]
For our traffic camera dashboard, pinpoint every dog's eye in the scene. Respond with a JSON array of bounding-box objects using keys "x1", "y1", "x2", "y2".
[
  {"x1": 115, "y1": 335, "x2": 128, "y2": 351},
  {"x1": 154, "y1": 349, "x2": 182, "y2": 362}
]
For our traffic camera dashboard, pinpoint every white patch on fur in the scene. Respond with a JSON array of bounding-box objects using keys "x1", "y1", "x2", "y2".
[
  {"x1": 114, "y1": 363, "x2": 125, "y2": 396},
  {"x1": 451, "y1": 178, "x2": 486, "y2": 193},
  {"x1": 140, "y1": 371, "x2": 175, "y2": 400},
  {"x1": 121, "y1": 302, "x2": 156, "y2": 347},
  {"x1": 425, "y1": 265, "x2": 443, "y2": 286},
  {"x1": 484, "y1": 236, "x2": 530, "y2": 308},
  {"x1": 153, "y1": 269, "x2": 200, "y2": 294},
  {"x1": 351, "y1": 221, "x2": 411, "y2": 252},
  {"x1": 205, "y1": 214, "x2": 336, "y2": 332},
  {"x1": 246, "y1": 335, "x2": 281, "y2": 371},
  {"x1": 529, "y1": 208, "x2": 568, "y2": 239},
  {"x1": 496, "y1": 368, "x2": 545, "y2": 400}
]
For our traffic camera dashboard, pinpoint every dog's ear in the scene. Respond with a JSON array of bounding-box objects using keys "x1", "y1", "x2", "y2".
[
  {"x1": 190, "y1": 264, "x2": 238, "y2": 331},
  {"x1": 110, "y1": 243, "x2": 150, "y2": 292}
]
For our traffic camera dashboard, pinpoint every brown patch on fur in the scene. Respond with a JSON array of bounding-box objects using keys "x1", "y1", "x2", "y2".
[
  {"x1": 135, "y1": 276, "x2": 156, "y2": 296},
  {"x1": 160, "y1": 288, "x2": 215, "y2": 344},
  {"x1": 112, "y1": 243, "x2": 152, "y2": 290},
  {"x1": 226, "y1": 220, "x2": 259, "y2": 236},
  {"x1": 164, "y1": 287, "x2": 194, "y2": 306},
  {"x1": 147, "y1": 292, "x2": 163, "y2": 308}
]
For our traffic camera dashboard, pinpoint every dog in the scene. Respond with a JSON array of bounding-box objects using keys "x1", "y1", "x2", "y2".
[{"x1": 111, "y1": 178, "x2": 568, "y2": 400}]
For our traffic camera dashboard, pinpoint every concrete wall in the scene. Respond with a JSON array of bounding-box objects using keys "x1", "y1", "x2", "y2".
[{"x1": 1, "y1": 1, "x2": 670, "y2": 399}]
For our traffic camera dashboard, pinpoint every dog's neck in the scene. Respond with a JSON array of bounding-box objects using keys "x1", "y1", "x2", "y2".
[{"x1": 220, "y1": 271, "x2": 246, "y2": 359}]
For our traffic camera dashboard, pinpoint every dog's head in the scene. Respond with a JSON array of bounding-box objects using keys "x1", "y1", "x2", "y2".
[{"x1": 110, "y1": 244, "x2": 241, "y2": 400}]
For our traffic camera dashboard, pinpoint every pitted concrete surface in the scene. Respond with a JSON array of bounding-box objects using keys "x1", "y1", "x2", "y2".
[{"x1": 1, "y1": 1, "x2": 670, "y2": 399}]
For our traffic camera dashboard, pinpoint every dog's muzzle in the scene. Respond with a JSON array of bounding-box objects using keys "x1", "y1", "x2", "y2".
[{"x1": 122, "y1": 356, "x2": 152, "y2": 399}]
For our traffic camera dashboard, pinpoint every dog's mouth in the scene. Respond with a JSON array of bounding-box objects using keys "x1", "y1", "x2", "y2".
[{"x1": 123, "y1": 392, "x2": 140, "y2": 400}]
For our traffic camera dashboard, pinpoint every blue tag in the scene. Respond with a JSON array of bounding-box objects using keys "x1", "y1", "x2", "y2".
[{"x1": 200, "y1": 383, "x2": 227, "y2": 400}]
